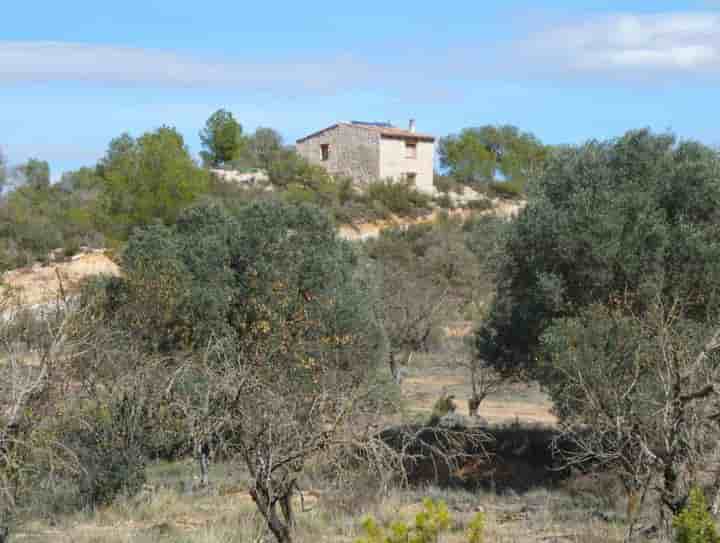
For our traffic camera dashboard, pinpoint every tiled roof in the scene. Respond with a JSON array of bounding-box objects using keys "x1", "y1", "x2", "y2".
[{"x1": 296, "y1": 122, "x2": 435, "y2": 143}]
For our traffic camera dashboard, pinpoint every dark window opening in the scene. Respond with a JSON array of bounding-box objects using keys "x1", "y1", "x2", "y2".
[
  {"x1": 321, "y1": 144, "x2": 330, "y2": 161},
  {"x1": 405, "y1": 141, "x2": 417, "y2": 159}
]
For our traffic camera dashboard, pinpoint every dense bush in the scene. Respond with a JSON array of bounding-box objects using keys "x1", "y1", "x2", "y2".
[
  {"x1": 0, "y1": 174, "x2": 104, "y2": 271},
  {"x1": 673, "y1": 488, "x2": 720, "y2": 543},
  {"x1": 464, "y1": 198, "x2": 493, "y2": 211},
  {"x1": 96, "y1": 127, "x2": 210, "y2": 240},
  {"x1": 99, "y1": 201, "x2": 383, "y2": 359},
  {"x1": 486, "y1": 181, "x2": 523, "y2": 199},
  {"x1": 66, "y1": 400, "x2": 148, "y2": 508},
  {"x1": 478, "y1": 129, "x2": 720, "y2": 377},
  {"x1": 364, "y1": 179, "x2": 432, "y2": 216}
]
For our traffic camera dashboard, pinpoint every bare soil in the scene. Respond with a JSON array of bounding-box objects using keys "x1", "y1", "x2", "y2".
[{"x1": 1, "y1": 251, "x2": 120, "y2": 306}]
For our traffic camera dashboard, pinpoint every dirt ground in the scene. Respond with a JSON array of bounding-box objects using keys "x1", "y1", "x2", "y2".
[
  {"x1": 337, "y1": 200, "x2": 526, "y2": 241},
  {"x1": 1, "y1": 251, "x2": 120, "y2": 307},
  {"x1": 401, "y1": 363, "x2": 557, "y2": 426}
]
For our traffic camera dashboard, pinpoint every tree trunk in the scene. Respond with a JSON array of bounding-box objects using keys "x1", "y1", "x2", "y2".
[
  {"x1": 468, "y1": 394, "x2": 483, "y2": 417},
  {"x1": 389, "y1": 352, "x2": 400, "y2": 385},
  {"x1": 197, "y1": 441, "x2": 210, "y2": 487},
  {"x1": 708, "y1": 441, "x2": 720, "y2": 516},
  {"x1": 250, "y1": 485, "x2": 293, "y2": 543},
  {"x1": 280, "y1": 489, "x2": 295, "y2": 529}
]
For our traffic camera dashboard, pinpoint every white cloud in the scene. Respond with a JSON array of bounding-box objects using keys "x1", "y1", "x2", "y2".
[
  {"x1": 2, "y1": 13, "x2": 719, "y2": 93},
  {"x1": 515, "y1": 12, "x2": 720, "y2": 78},
  {"x1": 0, "y1": 41, "x2": 376, "y2": 92}
]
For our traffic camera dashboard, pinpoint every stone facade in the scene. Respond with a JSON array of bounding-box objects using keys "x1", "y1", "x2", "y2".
[
  {"x1": 378, "y1": 136, "x2": 435, "y2": 194},
  {"x1": 296, "y1": 122, "x2": 435, "y2": 193}
]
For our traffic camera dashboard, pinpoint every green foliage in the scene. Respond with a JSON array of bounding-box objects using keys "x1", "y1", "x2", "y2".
[
  {"x1": 0, "y1": 167, "x2": 105, "y2": 270},
  {"x1": 356, "y1": 499, "x2": 454, "y2": 543},
  {"x1": 435, "y1": 193, "x2": 453, "y2": 209},
  {"x1": 16, "y1": 158, "x2": 50, "y2": 189},
  {"x1": 244, "y1": 127, "x2": 284, "y2": 170},
  {"x1": 199, "y1": 109, "x2": 245, "y2": 167},
  {"x1": 487, "y1": 181, "x2": 523, "y2": 199},
  {"x1": 478, "y1": 129, "x2": 720, "y2": 377},
  {"x1": 439, "y1": 125, "x2": 547, "y2": 192},
  {"x1": 466, "y1": 511, "x2": 486, "y2": 543},
  {"x1": 63, "y1": 399, "x2": 148, "y2": 508},
  {"x1": 673, "y1": 488, "x2": 720, "y2": 543},
  {"x1": 540, "y1": 303, "x2": 649, "y2": 419},
  {"x1": 103, "y1": 202, "x2": 383, "y2": 369},
  {"x1": 356, "y1": 499, "x2": 484, "y2": 543},
  {"x1": 0, "y1": 148, "x2": 6, "y2": 190},
  {"x1": 438, "y1": 129, "x2": 496, "y2": 185},
  {"x1": 433, "y1": 174, "x2": 464, "y2": 195},
  {"x1": 97, "y1": 127, "x2": 210, "y2": 240},
  {"x1": 465, "y1": 199, "x2": 493, "y2": 211},
  {"x1": 364, "y1": 179, "x2": 431, "y2": 216}
]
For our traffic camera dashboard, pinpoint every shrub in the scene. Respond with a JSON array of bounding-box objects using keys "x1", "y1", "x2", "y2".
[
  {"x1": 63, "y1": 400, "x2": 148, "y2": 508},
  {"x1": 356, "y1": 499, "x2": 484, "y2": 543},
  {"x1": 435, "y1": 194, "x2": 453, "y2": 209},
  {"x1": 465, "y1": 199, "x2": 493, "y2": 212},
  {"x1": 466, "y1": 511, "x2": 486, "y2": 543},
  {"x1": 366, "y1": 179, "x2": 431, "y2": 216},
  {"x1": 356, "y1": 499, "x2": 450, "y2": 543},
  {"x1": 487, "y1": 182, "x2": 522, "y2": 199},
  {"x1": 673, "y1": 487, "x2": 720, "y2": 543}
]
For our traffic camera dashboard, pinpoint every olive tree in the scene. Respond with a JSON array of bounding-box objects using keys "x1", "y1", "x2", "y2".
[
  {"x1": 543, "y1": 300, "x2": 720, "y2": 539},
  {"x1": 0, "y1": 295, "x2": 80, "y2": 541},
  {"x1": 478, "y1": 129, "x2": 720, "y2": 379},
  {"x1": 105, "y1": 202, "x2": 387, "y2": 542}
]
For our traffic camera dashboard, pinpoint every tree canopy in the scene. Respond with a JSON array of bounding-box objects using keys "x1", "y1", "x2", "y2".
[
  {"x1": 109, "y1": 201, "x2": 383, "y2": 359},
  {"x1": 477, "y1": 129, "x2": 720, "y2": 377},
  {"x1": 199, "y1": 109, "x2": 245, "y2": 167},
  {"x1": 18, "y1": 158, "x2": 50, "y2": 189},
  {"x1": 96, "y1": 127, "x2": 209, "y2": 240},
  {"x1": 438, "y1": 125, "x2": 548, "y2": 192},
  {"x1": 0, "y1": 149, "x2": 6, "y2": 192},
  {"x1": 245, "y1": 127, "x2": 284, "y2": 170}
]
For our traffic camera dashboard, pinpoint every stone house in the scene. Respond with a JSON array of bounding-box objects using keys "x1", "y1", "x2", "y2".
[{"x1": 295, "y1": 120, "x2": 436, "y2": 194}]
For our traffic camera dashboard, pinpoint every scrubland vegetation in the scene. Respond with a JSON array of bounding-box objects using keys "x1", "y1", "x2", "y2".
[{"x1": 2, "y1": 114, "x2": 720, "y2": 543}]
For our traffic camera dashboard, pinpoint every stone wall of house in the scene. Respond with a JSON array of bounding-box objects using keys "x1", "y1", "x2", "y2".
[
  {"x1": 378, "y1": 137, "x2": 435, "y2": 194},
  {"x1": 296, "y1": 125, "x2": 381, "y2": 184}
]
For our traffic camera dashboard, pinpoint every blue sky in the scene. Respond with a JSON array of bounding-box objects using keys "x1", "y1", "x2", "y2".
[{"x1": 2, "y1": 0, "x2": 720, "y2": 178}]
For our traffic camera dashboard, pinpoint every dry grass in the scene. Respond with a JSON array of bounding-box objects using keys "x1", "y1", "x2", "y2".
[
  {"x1": 15, "y1": 461, "x2": 631, "y2": 543},
  {"x1": 10, "y1": 314, "x2": 630, "y2": 542},
  {"x1": 400, "y1": 349, "x2": 557, "y2": 426},
  {"x1": 13, "y1": 364, "x2": 624, "y2": 543}
]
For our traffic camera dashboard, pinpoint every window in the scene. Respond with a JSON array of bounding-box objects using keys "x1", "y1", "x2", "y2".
[
  {"x1": 405, "y1": 141, "x2": 417, "y2": 159},
  {"x1": 406, "y1": 173, "x2": 417, "y2": 185},
  {"x1": 321, "y1": 144, "x2": 330, "y2": 161}
]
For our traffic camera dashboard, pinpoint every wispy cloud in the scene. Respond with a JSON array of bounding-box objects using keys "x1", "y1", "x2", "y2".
[
  {"x1": 2, "y1": 13, "x2": 719, "y2": 94},
  {"x1": 513, "y1": 12, "x2": 720, "y2": 80},
  {"x1": 0, "y1": 41, "x2": 376, "y2": 92}
]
